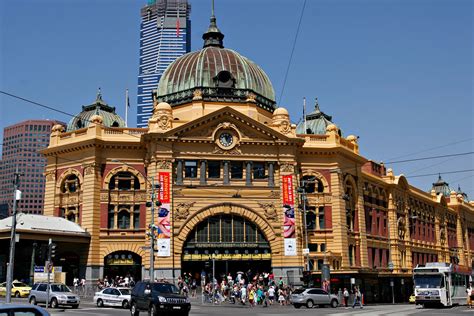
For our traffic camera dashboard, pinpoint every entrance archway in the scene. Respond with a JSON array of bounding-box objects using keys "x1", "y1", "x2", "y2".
[
  {"x1": 181, "y1": 214, "x2": 271, "y2": 283},
  {"x1": 104, "y1": 251, "x2": 142, "y2": 282}
]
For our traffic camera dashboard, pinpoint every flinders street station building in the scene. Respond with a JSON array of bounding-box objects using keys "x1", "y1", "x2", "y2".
[{"x1": 4, "y1": 12, "x2": 471, "y2": 304}]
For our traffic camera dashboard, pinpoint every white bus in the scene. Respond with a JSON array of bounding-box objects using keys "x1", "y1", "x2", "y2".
[{"x1": 413, "y1": 262, "x2": 472, "y2": 307}]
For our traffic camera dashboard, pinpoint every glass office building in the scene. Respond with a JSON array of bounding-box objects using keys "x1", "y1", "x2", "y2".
[{"x1": 137, "y1": 0, "x2": 191, "y2": 128}]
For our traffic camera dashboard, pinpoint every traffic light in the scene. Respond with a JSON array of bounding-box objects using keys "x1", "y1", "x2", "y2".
[{"x1": 48, "y1": 242, "x2": 56, "y2": 260}]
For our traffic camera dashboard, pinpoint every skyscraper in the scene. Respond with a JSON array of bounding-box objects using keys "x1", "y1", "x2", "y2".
[
  {"x1": 0, "y1": 120, "x2": 65, "y2": 216},
  {"x1": 137, "y1": 0, "x2": 191, "y2": 128}
]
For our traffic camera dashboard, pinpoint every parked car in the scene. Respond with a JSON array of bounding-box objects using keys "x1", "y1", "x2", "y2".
[
  {"x1": 28, "y1": 282, "x2": 80, "y2": 309},
  {"x1": 0, "y1": 280, "x2": 32, "y2": 298},
  {"x1": 94, "y1": 287, "x2": 131, "y2": 308},
  {"x1": 129, "y1": 281, "x2": 191, "y2": 316},
  {"x1": 290, "y1": 288, "x2": 339, "y2": 308},
  {"x1": 0, "y1": 304, "x2": 50, "y2": 316}
]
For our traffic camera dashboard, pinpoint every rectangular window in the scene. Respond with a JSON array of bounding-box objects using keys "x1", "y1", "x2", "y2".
[
  {"x1": 222, "y1": 217, "x2": 232, "y2": 242},
  {"x1": 133, "y1": 205, "x2": 140, "y2": 229},
  {"x1": 209, "y1": 217, "x2": 220, "y2": 242},
  {"x1": 245, "y1": 222, "x2": 256, "y2": 242},
  {"x1": 208, "y1": 161, "x2": 220, "y2": 178},
  {"x1": 234, "y1": 219, "x2": 244, "y2": 242},
  {"x1": 230, "y1": 161, "x2": 243, "y2": 179},
  {"x1": 108, "y1": 207, "x2": 115, "y2": 229},
  {"x1": 184, "y1": 160, "x2": 198, "y2": 178},
  {"x1": 252, "y1": 162, "x2": 266, "y2": 179},
  {"x1": 318, "y1": 207, "x2": 325, "y2": 229}
]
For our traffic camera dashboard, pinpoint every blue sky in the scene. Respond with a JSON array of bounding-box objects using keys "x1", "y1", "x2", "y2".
[{"x1": 0, "y1": 0, "x2": 472, "y2": 197}]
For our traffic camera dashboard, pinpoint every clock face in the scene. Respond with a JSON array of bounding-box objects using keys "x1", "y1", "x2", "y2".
[{"x1": 219, "y1": 132, "x2": 233, "y2": 147}]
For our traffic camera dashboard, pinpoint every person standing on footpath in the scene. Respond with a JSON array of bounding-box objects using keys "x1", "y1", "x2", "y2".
[
  {"x1": 466, "y1": 282, "x2": 473, "y2": 309},
  {"x1": 343, "y1": 288, "x2": 350, "y2": 308}
]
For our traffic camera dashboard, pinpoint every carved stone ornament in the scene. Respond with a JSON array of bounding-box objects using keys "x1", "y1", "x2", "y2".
[
  {"x1": 174, "y1": 202, "x2": 195, "y2": 221},
  {"x1": 83, "y1": 162, "x2": 99, "y2": 175},
  {"x1": 193, "y1": 89, "x2": 203, "y2": 100},
  {"x1": 269, "y1": 191, "x2": 280, "y2": 199},
  {"x1": 280, "y1": 163, "x2": 294, "y2": 173},
  {"x1": 100, "y1": 193, "x2": 109, "y2": 202},
  {"x1": 156, "y1": 160, "x2": 172, "y2": 170},
  {"x1": 158, "y1": 115, "x2": 171, "y2": 130},
  {"x1": 258, "y1": 202, "x2": 278, "y2": 222},
  {"x1": 246, "y1": 92, "x2": 256, "y2": 103},
  {"x1": 45, "y1": 171, "x2": 56, "y2": 182},
  {"x1": 213, "y1": 146, "x2": 242, "y2": 155},
  {"x1": 279, "y1": 119, "x2": 291, "y2": 134},
  {"x1": 397, "y1": 218, "x2": 406, "y2": 239}
]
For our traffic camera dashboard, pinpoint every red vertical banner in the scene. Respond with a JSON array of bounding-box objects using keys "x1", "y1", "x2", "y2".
[
  {"x1": 157, "y1": 172, "x2": 171, "y2": 257},
  {"x1": 282, "y1": 175, "x2": 297, "y2": 256}
]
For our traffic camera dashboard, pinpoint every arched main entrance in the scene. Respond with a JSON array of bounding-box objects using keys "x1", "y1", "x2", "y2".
[
  {"x1": 181, "y1": 214, "x2": 271, "y2": 283},
  {"x1": 104, "y1": 251, "x2": 142, "y2": 282}
]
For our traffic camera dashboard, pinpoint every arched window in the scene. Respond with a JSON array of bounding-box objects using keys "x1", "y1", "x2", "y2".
[
  {"x1": 118, "y1": 209, "x2": 130, "y2": 229},
  {"x1": 301, "y1": 175, "x2": 324, "y2": 193},
  {"x1": 109, "y1": 172, "x2": 140, "y2": 190},
  {"x1": 111, "y1": 121, "x2": 119, "y2": 127},
  {"x1": 61, "y1": 174, "x2": 80, "y2": 193}
]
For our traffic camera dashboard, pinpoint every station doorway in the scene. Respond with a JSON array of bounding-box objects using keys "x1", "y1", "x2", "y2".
[
  {"x1": 181, "y1": 214, "x2": 272, "y2": 283},
  {"x1": 103, "y1": 251, "x2": 142, "y2": 281}
]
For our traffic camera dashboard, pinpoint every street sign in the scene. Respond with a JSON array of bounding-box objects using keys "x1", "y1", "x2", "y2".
[
  {"x1": 302, "y1": 248, "x2": 309, "y2": 255},
  {"x1": 388, "y1": 262, "x2": 394, "y2": 270}
]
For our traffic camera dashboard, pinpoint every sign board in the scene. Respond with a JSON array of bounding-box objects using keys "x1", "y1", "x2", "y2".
[
  {"x1": 302, "y1": 248, "x2": 309, "y2": 255},
  {"x1": 388, "y1": 262, "x2": 394, "y2": 270},
  {"x1": 390, "y1": 281, "x2": 394, "y2": 286},
  {"x1": 15, "y1": 234, "x2": 20, "y2": 243},
  {"x1": 284, "y1": 239, "x2": 297, "y2": 256},
  {"x1": 350, "y1": 278, "x2": 355, "y2": 284}
]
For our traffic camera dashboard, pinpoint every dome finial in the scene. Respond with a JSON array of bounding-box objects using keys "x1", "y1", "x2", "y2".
[
  {"x1": 96, "y1": 87, "x2": 102, "y2": 101},
  {"x1": 315, "y1": 97, "x2": 320, "y2": 112},
  {"x1": 202, "y1": 0, "x2": 224, "y2": 48}
]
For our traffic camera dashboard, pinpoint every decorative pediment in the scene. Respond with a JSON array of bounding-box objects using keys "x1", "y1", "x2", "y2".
[{"x1": 159, "y1": 107, "x2": 301, "y2": 145}]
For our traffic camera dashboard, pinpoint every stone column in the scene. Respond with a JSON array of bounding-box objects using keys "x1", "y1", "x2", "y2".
[
  {"x1": 176, "y1": 160, "x2": 183, "y2": 185},
  {"x1": 268, "y1": 162, "x2": 275, "y2": 187},
  {"x1": 245, "y1": 161, "x2": 252, "y2": 186},
  {"x1": 200, "y1": 160, "x2": 207, "y2": 185},
  {"x1": 223, "y1": 161, "x2": 229, "y2": 185}
]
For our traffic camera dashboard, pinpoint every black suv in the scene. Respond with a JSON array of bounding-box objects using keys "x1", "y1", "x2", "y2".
[{"x1": 130, "y1": 281, "x2": 191, "y2": 316}]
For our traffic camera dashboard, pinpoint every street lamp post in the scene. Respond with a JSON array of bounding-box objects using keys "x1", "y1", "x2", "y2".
[
  {"x1": 297, "y1": 187, "x2": 310, "y2": 271},
  {"x1": 6, "y1": 166, "x2": 21, "y2": 303}
]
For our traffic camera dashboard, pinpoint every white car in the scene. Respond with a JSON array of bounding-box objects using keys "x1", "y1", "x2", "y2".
[{"x1": 93, "y1": 287, "x2": 131, "y2": 308}]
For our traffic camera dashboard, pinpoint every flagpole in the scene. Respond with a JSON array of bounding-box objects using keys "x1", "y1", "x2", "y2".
[
  {"x1": 303, "y1": 97, "x2": 307, "y2": 133},
  {"x1": 125, "y1": 88, "x2": 129, "y2": 127}
]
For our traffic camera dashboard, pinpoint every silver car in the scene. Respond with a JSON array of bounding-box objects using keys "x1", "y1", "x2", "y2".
[
  {"x1": 290, "y1": 288, "x2": 339, "y2": 308},
  {"x1": 93, "y1": 287, "x2": 131, "y2": 308},
  {"x1": 28, "y1": 282, "x2": 80, "y2": 309}
]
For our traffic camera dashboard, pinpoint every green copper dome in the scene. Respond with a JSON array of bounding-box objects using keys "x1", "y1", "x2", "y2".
[
  {"x1": 296, "y1": 98, "x2": 335, "y2": 135},
  {"x1": 156, "y1": 10, "x2": 276, "y2": 112},
  {"x1": 66, "y1": 90, "x2": 126, "y2": 132}
]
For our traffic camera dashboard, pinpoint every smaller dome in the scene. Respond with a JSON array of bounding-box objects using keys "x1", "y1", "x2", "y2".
[
  {"x1": 431, "y1": 174, "x2": 451, "y2": 197},
  {"x1": 90, "y1": 114, "x2": 103, "y2": 124},
  {"x1": 326, "y1": 124, "x2": 338, "y2": 133},
  {"x1": 52, "y1": 124, "x2": 65, "y2": 133},
  {"x1": 156, "y1": 102, "x2": 172, "y2": 111},
  {"x1": 273, "y1": 107, "x2": 289, "y2": 116},
  {"x1": 296, "y1": 98, "x2": 336, "y2": 135},
  {"x1": 67, "y1": 89, "x2": 126, "y2": 132}
]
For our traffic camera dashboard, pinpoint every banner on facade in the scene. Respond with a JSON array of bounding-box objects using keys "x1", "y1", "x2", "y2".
[
  {"x1": 157, "y1": 172, "x2": 171, "y2": 257},
  {"x1": 282, "y1": 174, "x2": 297, "y2": 256}
]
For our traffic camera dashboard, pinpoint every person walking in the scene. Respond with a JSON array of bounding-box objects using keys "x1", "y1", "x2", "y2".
[
  {"x1": 343, "y1": 287, "x2": 350, "y2": 308},
  {"x1": 352, "y1": 286, "x2": 363, "y2": 309}
]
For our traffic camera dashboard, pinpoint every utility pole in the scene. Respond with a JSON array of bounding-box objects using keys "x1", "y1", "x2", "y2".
[
  {"x1": 29, "y1": 242, "x2": 38, "y2": 286},
  {"x1": 46, "y1": 239, "x2": 56, "y2": 309},
  {"x1": 6, "y1": 166, "x2": 21, "y2": 303},
  {"x1": 297, "y1": 183, "x2": 310, "y2": 272},
  {"x1": 146, "y1": 177, "x2": 161, "y2": 281}
]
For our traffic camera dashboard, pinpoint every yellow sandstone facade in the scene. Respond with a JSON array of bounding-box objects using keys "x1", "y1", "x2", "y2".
[{"x1": 41, "y1": 12, "x2": 473, "y2": 303}]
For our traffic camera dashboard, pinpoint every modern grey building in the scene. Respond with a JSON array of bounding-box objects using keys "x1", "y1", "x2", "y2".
[{"x1": 137, "y1": 0, "x2": 191, "y2": 128}]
